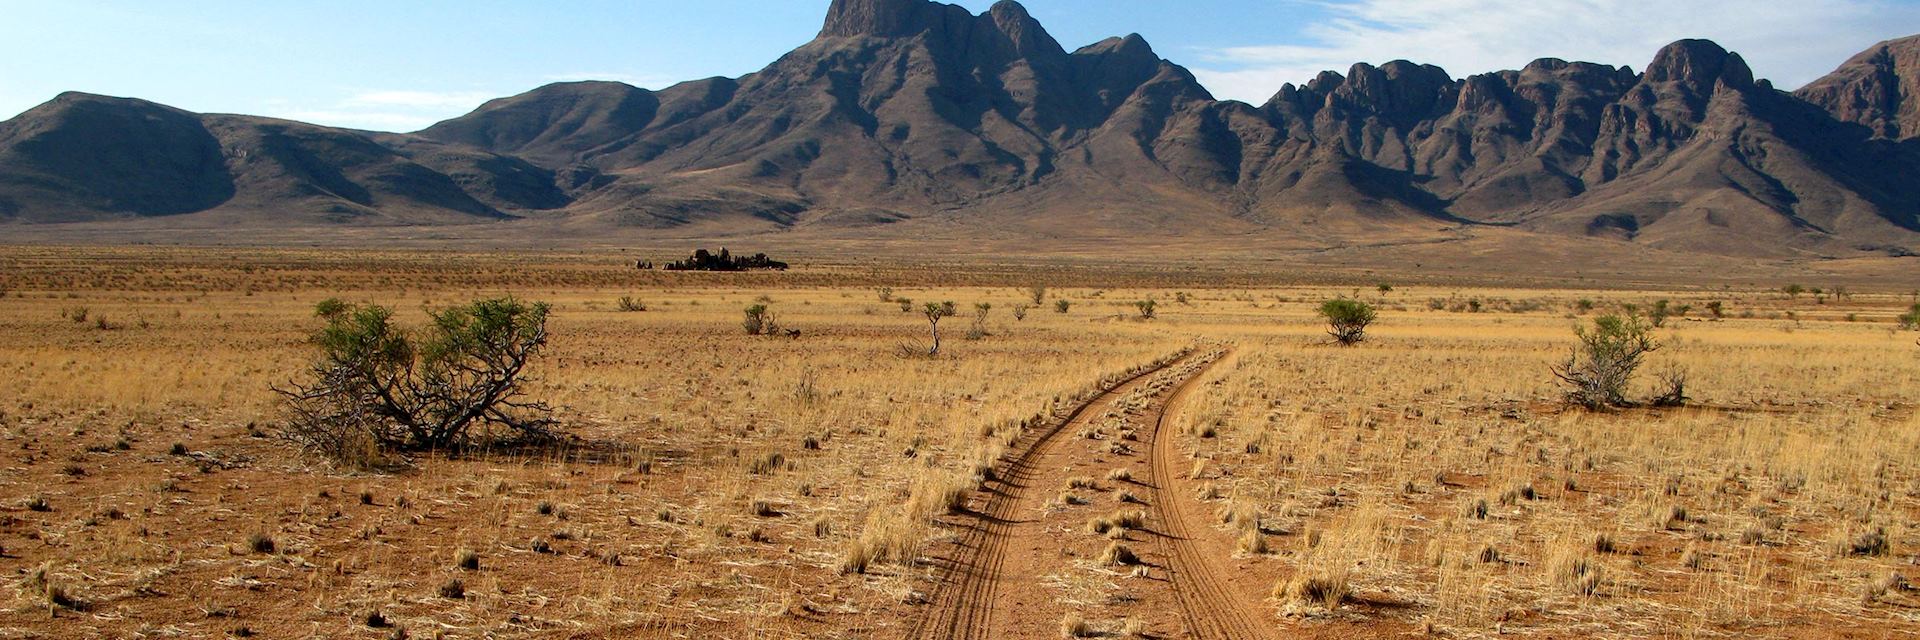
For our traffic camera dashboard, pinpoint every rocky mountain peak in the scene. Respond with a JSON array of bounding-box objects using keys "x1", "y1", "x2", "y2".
[
  {"x1": 1644, "y1": 39, "x2": 1753, "y2": 89},
  {"x1": 819, "y1": 0, "x2": 943, "y2": 38}
]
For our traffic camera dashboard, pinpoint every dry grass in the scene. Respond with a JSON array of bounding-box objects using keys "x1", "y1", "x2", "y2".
[{"x1": 1, "y1": 246, "x2": 1917, "y2": 637}]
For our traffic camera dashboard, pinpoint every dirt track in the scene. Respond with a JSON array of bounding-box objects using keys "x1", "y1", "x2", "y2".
[{"x1": 907, "y1": 346, "x2": 1273, "y2": 639}]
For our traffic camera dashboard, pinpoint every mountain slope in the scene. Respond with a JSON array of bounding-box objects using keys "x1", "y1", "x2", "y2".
[
  {"x1": 1796, "y1": 34, "x2": 1920, "y2": 141},
  {"x1": 0, "y1": 93, "x2": 233, "y2": 222},
  {"x1": 2, "y1": 0, "x2": 1916, "y2": 258}
]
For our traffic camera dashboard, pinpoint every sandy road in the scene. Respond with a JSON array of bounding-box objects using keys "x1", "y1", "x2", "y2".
[
  {"x1": 1142, "y1": 350, "x2": 1275, "y2": 640},
  {"x1": 907, "y1": 346, "x2": 1273, "y2": 640},
  {"x1": 905, "y1": 349, "x2": 1203, "y2": 640}
]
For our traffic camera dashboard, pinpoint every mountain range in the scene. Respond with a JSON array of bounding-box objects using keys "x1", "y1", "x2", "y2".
[{"x1": 3, "y1": 0, "x2": 1918, "y2": 259}]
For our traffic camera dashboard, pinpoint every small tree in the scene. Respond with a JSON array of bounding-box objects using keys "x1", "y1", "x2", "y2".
[
  {"x1": 1319, "y1": 298, "x2": 1376, "y2": 345},
  {"x1": 922, "y1": 301, "x2": 957, "y2": 356},
  {"x1": 1783, "y1": 284, "x2": 1805, "y2": 299},
  {"x1": 1054, "y1": 299, "x2": 1071, "y2": 314},
  {"x1": 1900, "y1": 303, "x2": 1920, "y2": 330},
  {"x1": 1552, "y1": 314, "x2": 1659, "y2": 409},
  {"x1": 1135, "y1": 299, "x2": 1157, "y2": 320},
  {"x1": 1028, "y1": 286, "x2": 1047, "y2": 305},
  {"x1": 276, "y1": 297, "x2": 558, "y2": 467},
  {"x1": 1012, "y1": 303, "x2": 1031, "y2": 321}
]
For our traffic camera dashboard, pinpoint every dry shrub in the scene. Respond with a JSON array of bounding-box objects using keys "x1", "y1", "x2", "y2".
[
  {"x1": 1545, "y1": 538, "x2": 1603, "y2": 596},
  {"x1": 1060, "y1": 613, "x2": 1092, "y2": 638},
  {"x1": 839, "y1": 510, "x2": 922, "y2": 575},
  {"x1": 1101, "y1": 542, "x2": 1140, "y2": 566},
  {"x1": 438, "y1": 578, "x2": 465, "y2": 599},
  {"x1": 1238, "y1": 530, "x2": 1270, "y2": 555},
  {"x1": 906, "y1": 472, "x2": 972, "y2": 519},
  {"x1": 1276, "y1": 569, "x2": 1350, "y2": 610}
]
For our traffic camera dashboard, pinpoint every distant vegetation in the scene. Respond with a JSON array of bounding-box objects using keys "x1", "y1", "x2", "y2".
[{"x1": 648, "y1": 248, "x2": 788, "y2": 272}]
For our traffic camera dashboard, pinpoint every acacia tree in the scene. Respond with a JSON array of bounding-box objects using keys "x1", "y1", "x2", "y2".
[
  {"x1": 1319, "y1": 298, "x2": 1376, "y2": 345},
  {"x1": 276, "y1": 297, "x2": 558, "y2": 467},
  {"x1": 922, "y1": 301, "x2": 957, "y2": 355}
]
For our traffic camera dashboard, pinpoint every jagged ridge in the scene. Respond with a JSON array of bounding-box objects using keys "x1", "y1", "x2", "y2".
[{"x1": 1, "y1": 0, "x2": 1916, "y2": 257}]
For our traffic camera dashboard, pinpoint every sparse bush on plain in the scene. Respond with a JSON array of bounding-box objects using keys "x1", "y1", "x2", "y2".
[
  {"x1": 919, "y1": 301, "x2": 957, "y2": 356},
  {"x1": 1134, "y1": 299, "x2": 1156, "y2": 320},
  {"x1": 275, "y1": 297, "x2": 559, "y2": 468},
  {"x1": 1552, "y1": 313, "x2": 1659, "y2": 409},
  {"x1": 1900, "y1": 304, "x2": 1920, "y2": 330},
  {"x1": 616, "y1": 296, "x2": 647, "y2": 312},
  {"x1": 965, "y1": 302, "x2": 992, "y2": 340},
  {"x1": 743, "y1": 304, "x2": 776, "y2": 335},
  {"x1": 1054, "y1": 299, "x2": 1071, "y2": 314},
  {"x1": 1319, "y1": 298, "x2": 1376, "y2": 345}
]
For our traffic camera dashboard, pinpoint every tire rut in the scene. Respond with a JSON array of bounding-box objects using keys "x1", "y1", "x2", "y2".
[
  {"x1": 1143, "y1": 348, "x2": 1275, "y2": 640},
  {"x1": 906, "y1": 348, "x2": 1206, "y2": 640}
]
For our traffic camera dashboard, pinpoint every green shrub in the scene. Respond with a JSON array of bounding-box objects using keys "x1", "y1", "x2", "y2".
[
  {"x1": 275, "y1": 297, "x2": 558, "y2": 467},
  {"x1": 743, "y1": 304, "x2": 774, "y2": 335},
  {"x1": 1319, "y1": 299, "x2": 1376, "y2": 345},
  {"x1": 1552, "y1": 314, "x2": 1658, "y2": 408}
]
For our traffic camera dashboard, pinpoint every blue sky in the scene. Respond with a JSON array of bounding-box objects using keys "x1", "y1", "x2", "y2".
[{"x1": 4, "y1": 0, "x2": 1917, "y2": 132}]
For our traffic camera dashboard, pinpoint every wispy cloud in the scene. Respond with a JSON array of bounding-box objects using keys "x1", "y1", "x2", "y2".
[
  {"x1": 275, "y1": 109, "x2": 448, "y2": 132},
  {"x1": 263, "y1": 89, "x2": 499, "y2": 132},
  {"x1": 340, "y1": 90, "x2": 500, "y2": 110},
  {"x1": 1189, "y1": 0, "x2": 1920, "y2": 104},
  {"x1": 542, "y1": 71, "x2": 684, "y2": 89}
]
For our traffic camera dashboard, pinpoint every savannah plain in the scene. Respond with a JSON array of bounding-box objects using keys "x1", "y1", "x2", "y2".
[{"x1": 3, "y1": 244, "x2": 1919, "y2": 639}]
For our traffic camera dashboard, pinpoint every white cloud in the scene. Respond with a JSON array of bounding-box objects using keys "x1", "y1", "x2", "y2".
[
  {"x1": 276, "y1": 110, "x2": 446, "y2": 132},
  {"x1": 264, "y1": 89, "x2": 499, "y2": 132},
  {"x1": 1189, "y1": 0, "x2": 1920, "y2": 104},
  {"x1": 542, "y1": 71, "x2": 683, "y2": 89},
  {"x1": 341, "y1": 90, "x2": 500, "y2": 110}
]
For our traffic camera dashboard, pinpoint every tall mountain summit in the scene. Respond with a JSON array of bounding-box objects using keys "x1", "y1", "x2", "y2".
[{"x1": 2, "y1": 0, "x2": 1916, "y2": 257}]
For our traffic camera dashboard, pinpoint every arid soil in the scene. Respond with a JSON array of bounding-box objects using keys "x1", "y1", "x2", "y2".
[{"x1": 3, "y1": 246, "x2": 1919, "y2": 639}]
